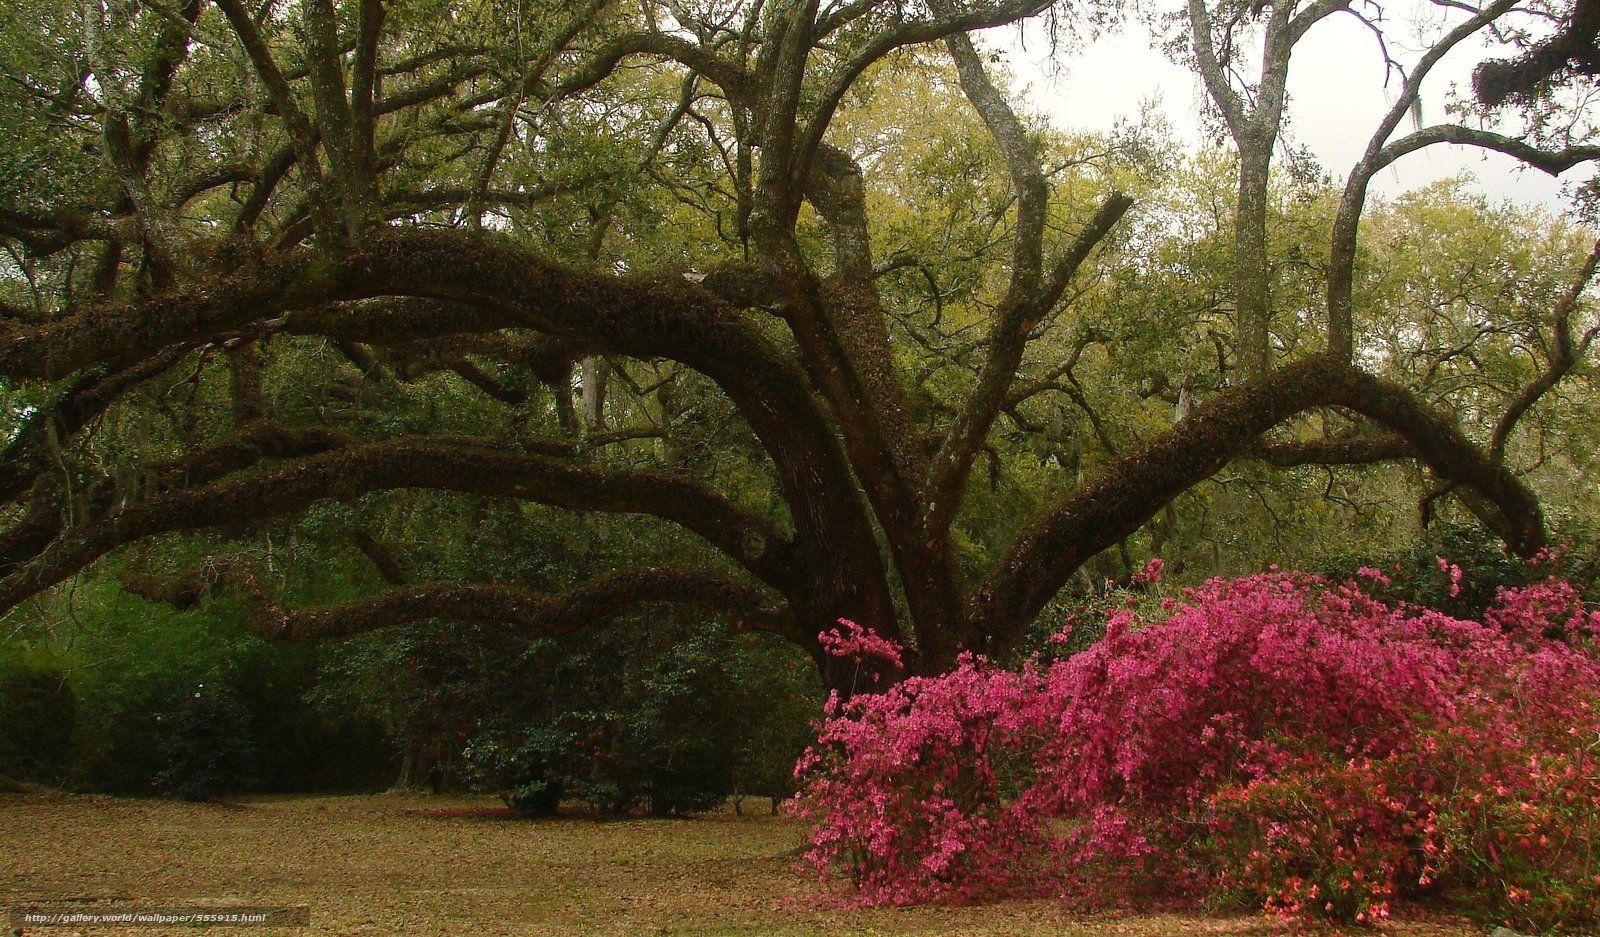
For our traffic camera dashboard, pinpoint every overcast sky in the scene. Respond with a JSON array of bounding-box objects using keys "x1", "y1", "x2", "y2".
[{"x1": 992, "y1": 7, "x2": 1594, "y2": 209}]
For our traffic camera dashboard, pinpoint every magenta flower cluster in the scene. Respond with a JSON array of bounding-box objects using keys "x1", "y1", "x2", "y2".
[
  {"x1": 789, "y1": 567, "x2": 1600, "y2": 929},
  {"x1": 818, "y1": 618, "x2": 905, "y2": 669}
]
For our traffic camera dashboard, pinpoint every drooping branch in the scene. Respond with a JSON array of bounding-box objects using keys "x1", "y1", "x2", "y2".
[
  {"x1": 345, "y1": 230, "x2": 899, "y2": 637},
  {"x1": 121, "y1": 557, "x2": 792, "y2": 642},
  {"x1": 0, "y1": 434, "x2": 804, "y2": 616},
  {"x1": 1329, "y1": 128, "x2": 1600, "y2": 361},
  {"x1": 977, "y1": 356, "x2": 1350, "y2": 642},
  {"x1": 1327, "y1": 366, "x2": 1546, "y2": 550},
  {"x1": 1372, "y1": 126, "x2": 1600, "y2": 176},
  {"x1": 260, "y1": 570, "x2": 794, "y2": 641},
  {"x1": 977, "y1": 355, "x2": 1547, "y2": 648}
]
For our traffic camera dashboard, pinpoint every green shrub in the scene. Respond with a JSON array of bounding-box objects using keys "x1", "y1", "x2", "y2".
[
  {"x1": 0, "y1": 660, "x2": 76, "y2": 783},
  {"x1": 153, "y1": 676, "x2": 258, "y2": 801}
]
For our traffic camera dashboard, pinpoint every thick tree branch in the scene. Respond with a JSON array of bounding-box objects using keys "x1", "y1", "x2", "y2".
[
  {"x1": 0, "y1": 227, "x2": 899, "y2": 642},
  {"x1": 0, "y1": 435, "x2": 803, "y2": 615},
  {"x1": 1474, "y1": 0, "x2": 1600, "y2": 106},
  {"x1": 0, "y1": 422, "x2": 349, "y2": 577},
  {"x1": 122, "y1": 558, "x2": 792, "y2": 641},
  {"x1": 976, "y1": 355, "x2": 1546, "y2": 648},
  {"x1": 1246, "y1": 433, "x2": 1411, "y2": 466}
]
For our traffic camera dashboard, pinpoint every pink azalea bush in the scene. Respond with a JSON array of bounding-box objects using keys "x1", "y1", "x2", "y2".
[{"x1": 790, "y1": 567, "x2": 1600, "y2": 930}]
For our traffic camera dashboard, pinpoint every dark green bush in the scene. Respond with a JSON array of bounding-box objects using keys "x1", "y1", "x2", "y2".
[
  {"x1": 153, "y1": 676, "x2": 258, "y2": 801},
  {"x1": 403, "y1": 613, "x2": 822, "y2": 816},
  {"x1": 463, "y1": 725, "x2": 577, "y2": 814},
  {"x1": 1, "y1": 578, "x2": 393, "y2": 796},
  {"x1": 0, "y1": 660, "x2": 76, "y2": 783}
]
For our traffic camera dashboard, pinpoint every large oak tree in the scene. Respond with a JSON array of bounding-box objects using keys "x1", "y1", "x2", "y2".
[{"x1": 1, "y1": 0, "x2": 1597, "y2": 684}]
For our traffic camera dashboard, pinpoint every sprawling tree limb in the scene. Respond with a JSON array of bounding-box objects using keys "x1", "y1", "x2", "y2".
[
  {"x1": 121, "y1": 557, "x2": 792, "y2": 641},
  {"x1": 0, "y1": 224, "x2": 900, "y2": 644},
  {"x1": 1373, "y1": 126, "x2": 1600, "y2": 176},
  {"x1": 976, "y1": 355, "x2": 1546, "y2": 650},
  {"x1": 0, "y1": 249, "x2": 329, "y2": 380},
  {"x1": 0, "y1": 434, "x2": 806, "y2": 614},
  {"x1": 346, "y1": 230, "x2": 900, "y2": 640},
  {"x1": 0, "y1": 422, "x2": 349, "y2": 576},
  {"x1": 1329, "y1": 366, "x2": 1546, "y2": 551}
]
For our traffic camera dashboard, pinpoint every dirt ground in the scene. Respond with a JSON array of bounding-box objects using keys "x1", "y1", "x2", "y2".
[{"x1": 0, "y1": 793, "x2": 1487, "y2": 936}]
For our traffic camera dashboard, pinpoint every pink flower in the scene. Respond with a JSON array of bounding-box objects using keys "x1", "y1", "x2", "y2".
[
  {"x1": 818, "y1": 618, "x2": 904, "y2": 669},
  {"x1": 1436, "y1": 556, "x2": 1464, "y2": 597}
]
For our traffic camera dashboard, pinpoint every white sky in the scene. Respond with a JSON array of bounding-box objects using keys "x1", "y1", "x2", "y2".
[{"x1": 993, "y1": 7, "x2": 1595, "y2": 208}]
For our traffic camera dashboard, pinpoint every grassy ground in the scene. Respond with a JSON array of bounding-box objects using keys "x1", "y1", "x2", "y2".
[{"x1": 1, "y1": 793, "x2": 1485, "y2": 936}]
